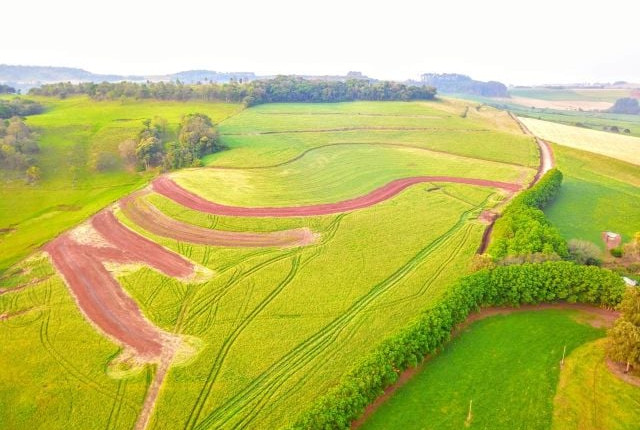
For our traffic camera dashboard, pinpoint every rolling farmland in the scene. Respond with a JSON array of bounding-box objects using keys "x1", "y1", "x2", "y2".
[{"x1": 0, "y1": 99, "x2": 539, "y2": 428}]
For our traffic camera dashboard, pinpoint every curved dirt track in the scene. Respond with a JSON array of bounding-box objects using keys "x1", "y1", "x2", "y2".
[
  {"x1": 120, "y1": 192, "x2": 316, "y2": 247},
  {"x1": 45, "y1": 211, "x2": 193, "y2": 360},
  {"x1": 153, "y1": 176, "x2": 522, "y2": 218}
]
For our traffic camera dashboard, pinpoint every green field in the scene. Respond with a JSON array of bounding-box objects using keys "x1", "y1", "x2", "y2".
[
  {"x1": 0, "y1": 96, "x2": 242, "y2": 270},
  {"x1": 1, "y1": 99, "x2": 538, "y2": 429},
  {"x1": 545, "y1": 144, "x2": 640, "y2": 246},
  {"x1": 510, "y1": 88, "x2": 633, "y2": 102},
  {"x1": 552, "y1": 338, "x2": 640, "y2": 430},
  {"x1": 362, "y1": 309, "x2": 622, "y2": 430}
]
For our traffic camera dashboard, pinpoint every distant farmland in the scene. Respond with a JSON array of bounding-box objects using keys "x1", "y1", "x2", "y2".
[{"x1": 519, "y1": 117, "x2": 640, "y2": 166}]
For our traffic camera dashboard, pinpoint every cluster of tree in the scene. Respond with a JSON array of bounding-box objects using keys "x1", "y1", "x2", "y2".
[
  {"x1": 292, "y1": 261, "x2": 625, "y2": 429},
  {"x1": 118, "y1": 114, "x2": 222, "y2": 171},
  {"x1": 29, "y1": 76, "x2": 437, "y2": 106},
  {"x1": 608, "y1": 97, "x2": 640, "y2": 115},
  {"x1": 0, "y1": 84, "x2": 16, "y2": 94},
  {"x1": 164, "y1": 113, "x2": 223, "y2": 169},
  {"x1": 420, "y1": 73, "x2": 509, "y2": 97},
  {"x1": 0, "y1": 117, "x2": 41, "y2": 182},
  {"x1": 488, "y1": 169, "x2": 567, "y2": 259},
  {"x1": 0, "y1": 98, "x2": 44, "y2": 119},
  {"x1": 608, "y1": 288, "x2": 640, "y2": 374}
]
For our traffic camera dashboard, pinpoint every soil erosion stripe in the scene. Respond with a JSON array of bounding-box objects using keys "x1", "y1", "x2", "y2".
[
  {"x1": 45, "y1": 211, "x2": 194, "y2": 360},
  {"x1": 153, "y1": 176, "x2": 521, "y2": 218},
  {"x1": 120, "y1": 193, "x2": 316, "y2": 247}
]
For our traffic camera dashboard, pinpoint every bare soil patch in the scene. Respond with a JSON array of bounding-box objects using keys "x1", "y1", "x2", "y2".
[
  {"x1": 153, "y1": 176, "x2": 521, "y2": 218},
  {"x1": 45, "y1": 210, "x2": 193, "y2": 361}
]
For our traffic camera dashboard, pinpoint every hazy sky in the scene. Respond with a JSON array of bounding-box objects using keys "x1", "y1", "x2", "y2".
[{"x1": 3, "y1": 0, "x2": 639, "y2": 85}]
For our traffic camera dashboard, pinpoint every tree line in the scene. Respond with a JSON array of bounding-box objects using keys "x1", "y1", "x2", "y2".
[
  {"x1": 0, "y1": 117, "x2": 41, "y2": 183},
  {"x1": 117, "y1": 113, "x2": 223, "y2": 172},
  {"x1": 0, "y1": 98, "x2": 44, "y2": 119},
  {"x1": 29, "y1": 76, "x2": 437, "y2": 106},
  {"x1": 488, "y1": 169, "x2": 568, "y2": 260},
  {"x1": 291, "y1": 261, "x2": 626, "y2": 429}
]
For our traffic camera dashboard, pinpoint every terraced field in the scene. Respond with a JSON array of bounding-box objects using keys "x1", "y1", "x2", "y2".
[{"x1": 0, "y1": 100, "x2": 538, "y2": 429}]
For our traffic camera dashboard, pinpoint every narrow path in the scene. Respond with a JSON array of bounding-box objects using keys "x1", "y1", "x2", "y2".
[
  {"x1": 153, "y1": 176, "x2": 521, "y2": 218},
  {"x1": 475, "y1": 113, "x2": 556, "y2": 254},
  {"x1": 351, "y1": 303, "x2": 618, "y2": 429}
]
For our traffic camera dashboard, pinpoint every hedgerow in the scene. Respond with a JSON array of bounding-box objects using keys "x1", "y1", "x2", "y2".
[
  {"x1": 290, "y1": 262, "x2": 625, "y2": 429},
  {"x1": 489, "y1": 169, "x2": 567, "y2": 259}
]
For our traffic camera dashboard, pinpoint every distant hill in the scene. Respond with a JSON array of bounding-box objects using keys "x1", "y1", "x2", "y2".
[
  {"x1": 0, "y1": 65, "x2": 258, "y2": 92},
  {"x1": 420, "y1": 73, "x2": 508, "y2": 97}
]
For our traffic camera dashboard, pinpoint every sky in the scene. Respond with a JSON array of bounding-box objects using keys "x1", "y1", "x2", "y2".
[{"x1": 2, "y1": 0, "x2": 639, "y2": 85}]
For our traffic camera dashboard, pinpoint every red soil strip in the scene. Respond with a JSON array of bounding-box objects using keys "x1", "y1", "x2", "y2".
[
  {"x1": 45, "y1": 211, "x2": 194, "y2": 360},
  {"x1": 153, "y1": 176, "x2": 522, "y2": 218},
  {"x1": 352, "y1": 303, "x2": 618, "y2": 429},
  {"x1": 120, "y1": 193, "x2": 316, "y2": 247}
]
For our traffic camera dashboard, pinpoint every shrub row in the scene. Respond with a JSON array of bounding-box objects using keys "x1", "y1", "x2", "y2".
[
  {"x1": 290, "y1": 261, "x2": 625, "y2": 429},
  {"x1": 488, "y1": 169, "x2": 567, "y2": 259}
]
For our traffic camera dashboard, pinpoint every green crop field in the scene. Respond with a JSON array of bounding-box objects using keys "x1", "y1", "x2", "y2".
[
  {"x1": 0, "y1": 96, "x2": 242, "y2": 270},
  {"x1": 361, "y1": 309, "x2": 630, "y2": 430},
  {"x1": 1, "y1": 99, "x2": 539, "y2": 429}
]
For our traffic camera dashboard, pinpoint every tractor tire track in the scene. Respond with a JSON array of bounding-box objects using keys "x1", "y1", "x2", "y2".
[
  {"x1": 185, "y1": 256, "x2": 303, "y2": 429},
  {"x1": 193, "y1": 206, "x2": 477, "y2": 429}
]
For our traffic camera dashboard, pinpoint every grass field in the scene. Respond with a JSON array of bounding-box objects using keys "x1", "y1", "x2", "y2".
[
  {"x1": 1, "y1": 99, "x2": 538, "y2": 429},
  {"x1": 552, "y1": 338, "x2": 640, "y2": 430},
  {"x1": 544, "y1": 144, "x2": 640, "y2": 246},
  {"x1": 0, "y1": 96, "x2": 242, "y2": 271},
  {"x1": 362, "y1": 310, "x2": 611, "y2": 430},
  {"x1": 519, "y1": 117, "x2": 640, "y2": 166}
]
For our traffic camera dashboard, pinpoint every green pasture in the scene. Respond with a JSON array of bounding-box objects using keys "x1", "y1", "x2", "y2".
[
  {"x1": 362, "y1": 310, "x2": 605, "y2": 430},
  {"x1": 545, "y1": 145, "x2": 640, "y2": 246},
  {"x1": 552, "y1": 338, "x2": 640, "y2": 430}
]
